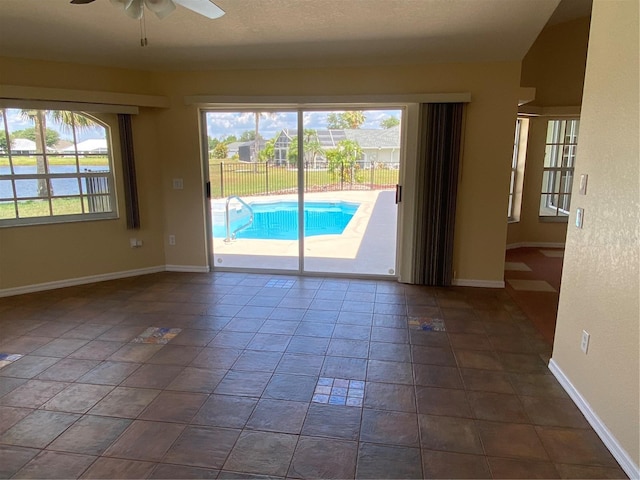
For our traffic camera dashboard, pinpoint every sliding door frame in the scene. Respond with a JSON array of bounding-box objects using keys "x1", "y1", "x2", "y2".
[{"x1": 197, "y1": 95, "x2": 471, "y2": 279}]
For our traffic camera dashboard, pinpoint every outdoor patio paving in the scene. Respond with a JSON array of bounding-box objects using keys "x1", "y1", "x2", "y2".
[{"x1": 211, "y1": 190, "x2": 397, "y2": 275}]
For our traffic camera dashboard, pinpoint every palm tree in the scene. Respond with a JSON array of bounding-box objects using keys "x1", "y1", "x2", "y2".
[
  {"x1": 253, "y1": 111, "x2": 277, "y2": 162},
  {"x1": 20, "y1": 110, "x2": 96, "y2": 197}
]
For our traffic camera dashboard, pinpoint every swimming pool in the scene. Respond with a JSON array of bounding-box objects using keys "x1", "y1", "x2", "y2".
[{"x1": 214, "y1": 201, "x2": 360, "y2": 240}]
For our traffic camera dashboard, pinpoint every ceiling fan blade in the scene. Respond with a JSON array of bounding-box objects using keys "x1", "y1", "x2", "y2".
[
  {"x1": 174, "y1": 0, "x2": 225, "y2": 19},
  {"x1": 70, "y1": 0, "x2": 96, "y2": 4}
]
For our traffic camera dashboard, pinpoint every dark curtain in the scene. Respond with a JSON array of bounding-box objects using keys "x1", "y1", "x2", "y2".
[
  {"x1": 118, "y1": 114, "x2": 140, "y2": 229},
  {"x1": 413, "y1": 103, "x2": 464, "y2": 286}
]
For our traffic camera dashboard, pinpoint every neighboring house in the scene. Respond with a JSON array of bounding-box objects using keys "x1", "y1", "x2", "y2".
[
  {"x1": 237, "y1": 139, "x2": 266, "y2": 162},
  {"x1": 344, "y1": 126, "x2": 401, "y2": 166},
  {"x1": 272, "y1": 127, "x2": 400, "y2": 167},
  {"x1": 52, "y1": 140, "x2": 73, "y2": 152},
  {"x1": 225, "y1": 141, "x2": 244, "y2": 158},
  {"x1": 9, "y1": 138, "x2": 36, "y2": 155},
  {"x1": 61, "y1": 138, "x2": 108, "y2": 154}
]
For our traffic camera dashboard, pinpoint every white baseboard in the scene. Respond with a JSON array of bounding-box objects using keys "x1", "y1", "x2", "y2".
[
  {"x1": 506, "y1": 242, "x2": 566, "y2": 250},
  {"x1": 0, "y1": 266, "x2": 166, "y2": 298},
  {"x1": 0, "y1": 264, "x2": 209, "y2": 298},
  {"x1": 452, "y1": 279, "x2": 505, "y2": 289},
  {"x1": 549, "y1": 359, "x2": 640, "y2": 479},
  {"x1": 165, "y1": 265, "x2": 210, "y2": 273}
]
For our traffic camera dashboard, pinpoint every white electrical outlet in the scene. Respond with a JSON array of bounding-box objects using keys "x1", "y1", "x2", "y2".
[
  {"x1": 581, "y1": 330, "x2": 590, "y2": 354},
  {"x1": 168, "y1": 235, "x2": 176, "y2": 246}
]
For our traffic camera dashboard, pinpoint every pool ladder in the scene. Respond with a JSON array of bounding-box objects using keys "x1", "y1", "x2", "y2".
[{"x1": 224, "y1": 196, "x2": 254, "y2": 242}]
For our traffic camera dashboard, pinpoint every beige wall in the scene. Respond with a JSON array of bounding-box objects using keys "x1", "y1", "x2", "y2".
[
  {"x1": 0, "y1": 57, "x2": 520, "y2": 289},
  {"x1": 521, "y1": 16, "x2": 591, "y2": 107},
  {"x1": 0, "y1": 59, "x2": 166, "y2": 290},
  {"x1": 508, "y1": 16, "x2": 591, "y2": 246},
  {"x1": 155, "y1": 62, "x2": 521, "y2": 283},
  {"x1": 552, "y1": 0, "x2": 639, "y2": 471}
]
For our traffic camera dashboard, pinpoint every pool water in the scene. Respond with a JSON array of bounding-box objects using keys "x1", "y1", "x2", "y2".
[{"x1": 214, "y1": 201, "x2": 360, "y2": 240}]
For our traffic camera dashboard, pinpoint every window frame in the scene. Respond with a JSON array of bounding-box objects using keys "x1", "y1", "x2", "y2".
[
  {"x1": 508, "y1": 117, "x2": 528, "y2": 222},
  {"x1": 0, "y1": 108, "x2": 118, "y2": 228},
  {"x1": 539, "y1": 118, "x2": 579, "y2": 220}
]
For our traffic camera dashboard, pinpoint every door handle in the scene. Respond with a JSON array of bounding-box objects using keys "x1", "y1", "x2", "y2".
[
  {"x1": 206, "y1": 181, "x2": 211, "y2": 199},
  {"x1": 395, "y1": 184, "x2": 402, "y2": 204}
]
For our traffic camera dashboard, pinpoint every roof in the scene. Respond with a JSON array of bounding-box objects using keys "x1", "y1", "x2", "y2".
[
  {"x1": 276, "y1": 127, "x2": 399, "y2": 149},
  {"x1": 62, "y1": 139, "x2": 108, "y2": 153},
  {"x1": 10, "y1": 138, "x2": 36, "y2": 151},
  {"x1": 344, "y1": 126, "x2": 400, "y2": 149}
]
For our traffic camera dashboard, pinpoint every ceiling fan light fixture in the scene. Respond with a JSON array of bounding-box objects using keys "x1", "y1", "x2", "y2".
[
  {"x1": 144, "y1": 0, "x2": 176, "y2": 19},
  {"x1": 109, "y1": 0, "x2": 143, "y2": 19}
]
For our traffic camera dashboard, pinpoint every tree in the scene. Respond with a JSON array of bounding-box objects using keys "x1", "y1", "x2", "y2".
[
  {"x1": 21, "y1": 110, "x2": 96, "y2": 197},
  {"x1": 239, "y1": 130, "x2": 257, "y2": 142},
  {"x1": 258, "y1": 138, "x2": 275, "y2": 163},
  {"x1": 208, "y1": 137, "x2": 220, "y2": 151},
  {"x1": 252, "y1": 112, "x2": 277, "y2": 162},
  {"x1": 327, "y1": 139, "x2": 363, "y2": 184},
  {"x1": 327, "y1": 111, "x2": 366, "y2": 129},
  {"x1": 287, "y1": 130, "x2": 324, "y2": 168},
  {"x1": 380, "y1": 116, "x2": 400, "y2": 129},
  {"x1": 12, "y1": 127, "x2": 60, "y2": 147},
  {"x1": 211, "y1": 142, "x2": 228, "y2": 159},
  {"x1": 0, "y1": 130, "x2": 7, "y2": 152}
]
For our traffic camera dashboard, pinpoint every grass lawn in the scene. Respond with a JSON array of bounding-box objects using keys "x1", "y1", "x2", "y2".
[
  {"x1": 208, "y1": 159, "x2": 398, "y2": 198},
  {"x1": 0, "y1": 156, "x2": 110, "y2": 167},
  {"x1": 0, "y1": 197, "x2": 110, "y2": 220}
]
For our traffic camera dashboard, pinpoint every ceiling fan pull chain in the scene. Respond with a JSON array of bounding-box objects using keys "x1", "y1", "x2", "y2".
[{"x1": 139, "y1": 11, "x2": 148, "y2": 46}]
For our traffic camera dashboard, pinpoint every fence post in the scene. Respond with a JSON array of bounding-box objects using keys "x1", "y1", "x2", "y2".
[
  {"x1": 220, "y1": 162, "x2": 224, "y2": 198},
  {"x1": 265, "y1": 162, "x2": 269, "y2": 195},
  {"x1": 370, "y1": 161, "x2": 375, "y2": 190},
  {"x1": 340, "y1": 162, "x2": 344, "y2": 191}
]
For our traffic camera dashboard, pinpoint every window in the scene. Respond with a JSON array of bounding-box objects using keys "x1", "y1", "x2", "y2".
[
  {"x1": 539, "y1": 119, "x2": 579, "y2": 218},
  {"x1": 508, "y1": 117, "x2": 528, "y2": 222},
  {"x1": 0, "y1": 108, "x2": 117, "y2": 226}
]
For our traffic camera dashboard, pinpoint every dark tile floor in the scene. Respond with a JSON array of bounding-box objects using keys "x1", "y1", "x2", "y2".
[{"x1": 0, "y1": 272, "x2": 627, "y2": 479}]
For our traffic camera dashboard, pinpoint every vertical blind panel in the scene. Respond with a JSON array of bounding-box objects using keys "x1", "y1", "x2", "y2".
[
  {"x1": 413, "y1": 103, "x2": 464, "y2": 286},
  {"x1": 118, "y1": 114, "x2": 141, "y2": 229}
]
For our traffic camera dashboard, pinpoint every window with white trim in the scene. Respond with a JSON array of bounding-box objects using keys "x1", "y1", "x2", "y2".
[
  {"x1": 539, "y1": 119, "x2": 579, "y2": 218},
  {"x1": 508, "y1": 118, "x2": 527, "y2": 221},
  {"x1": 0, "y1": 108, "x2": 117, "y2": 226}
]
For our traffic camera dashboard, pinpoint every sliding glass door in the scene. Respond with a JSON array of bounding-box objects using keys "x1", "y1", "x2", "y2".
[
  {"x1": 205, "y1": 110, "x2": 300, "y2": 271},
  {"x1": 203, "y1": 107, "x2": 402, "y2": 276},
  {"x1": 302, "y1": 109, "x2": 400, "y2": 275}
]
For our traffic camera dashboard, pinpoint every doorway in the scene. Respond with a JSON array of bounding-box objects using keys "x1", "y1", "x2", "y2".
[{"x1": 203, "y1": 107, "x2": 403, "y2": 276}]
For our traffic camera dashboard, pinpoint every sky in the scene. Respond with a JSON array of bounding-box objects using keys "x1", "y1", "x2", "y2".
[
  {"x1": 2, "y1": 108, "x2": 403, "y2": 143},
  {"x1": 205, "y1": 109, "x2": 402, "y2": 141},
  {"x1": 1, "y1": 109, "x2": 108, "y2": 143}
]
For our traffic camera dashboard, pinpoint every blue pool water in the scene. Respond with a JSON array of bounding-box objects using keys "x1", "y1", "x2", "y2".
[{"x1": 214, "y1": 201, "x2": 360, "y2": 240}]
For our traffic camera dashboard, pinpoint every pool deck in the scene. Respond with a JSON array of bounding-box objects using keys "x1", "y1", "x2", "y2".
[{"x1": 210, "y1": 190, "x2": 397, "y2": 275}]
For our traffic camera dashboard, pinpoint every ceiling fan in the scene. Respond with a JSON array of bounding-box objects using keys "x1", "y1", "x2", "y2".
[{"x1": 70, "y1": 0, "x2": 225, "y2": 20}]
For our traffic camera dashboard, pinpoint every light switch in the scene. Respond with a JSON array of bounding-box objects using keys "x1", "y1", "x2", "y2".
[
  {"x1": 579, "y1": 174, "x2": 588, "y2": 195},
  {"x1": 172, "y1": 178, "x2": 184, "y2": 190},
  {"x1": 575, "y1": 208, "x2": 584, "y2": 228}
]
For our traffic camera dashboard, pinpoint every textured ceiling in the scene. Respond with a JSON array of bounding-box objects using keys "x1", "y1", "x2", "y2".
[{"x1": 0, "y1": 0, "x2": 583, "y2": 72}]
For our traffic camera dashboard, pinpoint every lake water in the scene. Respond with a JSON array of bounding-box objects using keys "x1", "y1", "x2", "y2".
[{"x1": 0, "y1": 166, "x2": 108, "y2": 199}]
